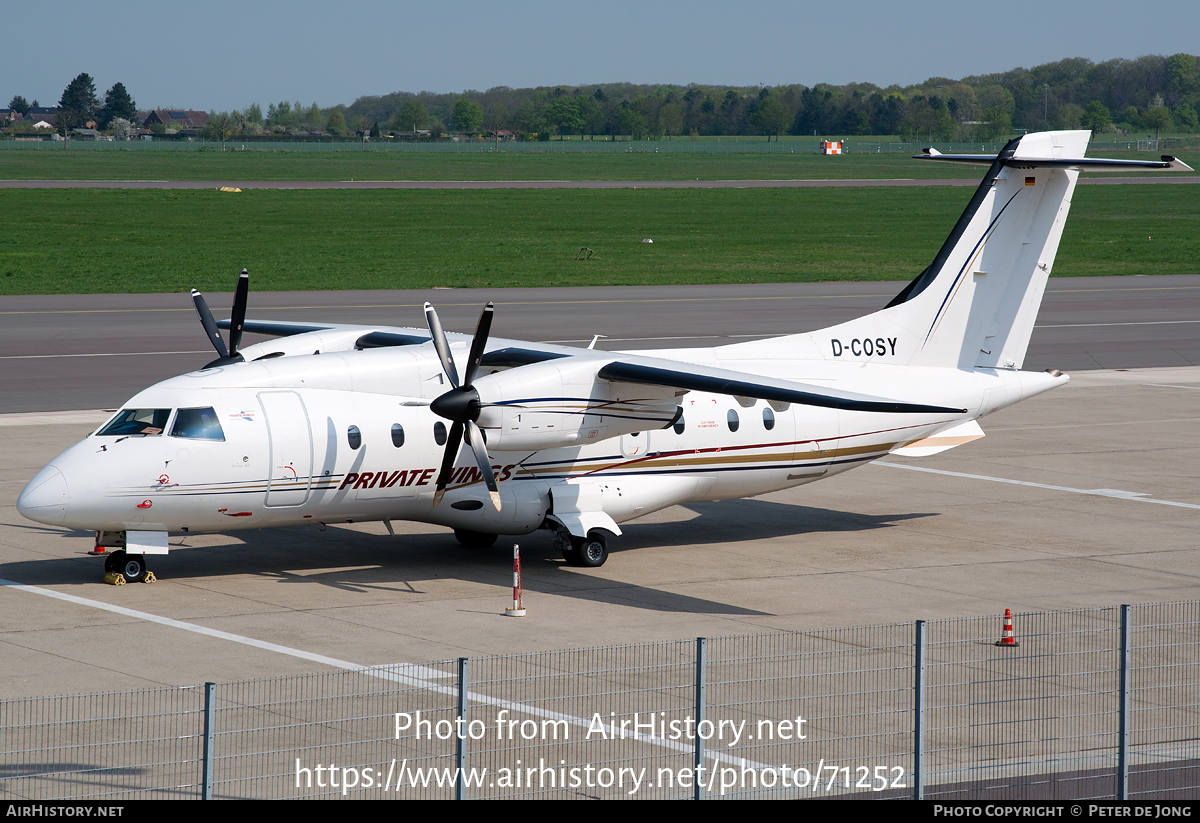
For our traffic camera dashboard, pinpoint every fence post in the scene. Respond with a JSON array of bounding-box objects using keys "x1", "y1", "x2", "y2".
[
  {"x1": 456, "y1": 657, "x2": 469, "y2": 800},
  {"x1": 914, "y1": 620, "x2": 925, "y2": 800},
  {"x1": 202, "y1": 682, "x2": 215, "y2": 800},
  {"x1": 1118, "y1": 604, "x2": 1131, "y2": 800},
  {"x1": 694, "y1": 637, "x2": 706, "y2": 800}
]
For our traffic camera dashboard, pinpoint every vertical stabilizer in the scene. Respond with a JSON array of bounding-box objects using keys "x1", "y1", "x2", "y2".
[{"x1": 895, "y1": 131, "x2": 1088, "y2": 369}]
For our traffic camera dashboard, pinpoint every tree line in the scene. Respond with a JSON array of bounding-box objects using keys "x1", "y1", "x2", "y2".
[
  {"x1": 9, "y1": 55, "x2": 1199, "y2": 142},
  {"x1": 333, "y1": 54, "x2": 1198, "y2": 141}
]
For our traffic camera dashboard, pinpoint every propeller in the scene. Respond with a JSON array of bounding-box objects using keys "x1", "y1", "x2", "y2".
[
  {"x1": 192, "y1": 269, "x2": 250, "y2": 368},
  {"x1": 424, "y1": 302, "x2": 501, "y2": 512}
]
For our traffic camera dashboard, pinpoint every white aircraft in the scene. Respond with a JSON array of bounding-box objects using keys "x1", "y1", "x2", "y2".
[{"x1": 16, "y1": 131, "x2": 1191, "y2": 582}]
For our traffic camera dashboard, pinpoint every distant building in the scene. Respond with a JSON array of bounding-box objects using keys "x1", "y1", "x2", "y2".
[
  {"x1": 19, "y1": 107, "x2": 59, "y2": 128},
  {"x1": 142, "y1": 110, "x2": 210, "y2": 130}
]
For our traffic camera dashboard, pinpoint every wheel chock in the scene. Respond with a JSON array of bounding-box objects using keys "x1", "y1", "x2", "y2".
[
  {"x1": 142, "y1": 571, "x2": 156, "y2": 584},
  {"x1": 104, "y1": 572, "x2": 126, "y2": 586}
]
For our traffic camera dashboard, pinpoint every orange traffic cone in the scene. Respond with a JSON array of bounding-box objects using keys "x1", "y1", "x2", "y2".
[{"x1": 995, "y1": 608, "x2": 1020, "y2": 648}]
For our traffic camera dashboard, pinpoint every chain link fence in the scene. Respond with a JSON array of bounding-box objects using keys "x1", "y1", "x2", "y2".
[{"x1": 1, "y1": 602, "x2": 1196, "y2": 800}]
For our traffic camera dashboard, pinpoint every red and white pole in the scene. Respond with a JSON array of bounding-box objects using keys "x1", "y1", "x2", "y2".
[{"x1": 505, "y1": 543, "x2": 526, "y2": 617}]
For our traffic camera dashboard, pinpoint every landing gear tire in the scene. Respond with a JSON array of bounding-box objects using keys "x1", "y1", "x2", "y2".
[
  {"x1": 454, "y1": 529, "x2": 498, "y2": 549},
  {"x1": 573, "y1": 531, "x2": 608, "y2": 568},
  {"x1": 104, "y1": 551, "x2": 147, "y2": 583},
  {"x1": 103, "y1": 552, "x2": 123, "y2": 574}
]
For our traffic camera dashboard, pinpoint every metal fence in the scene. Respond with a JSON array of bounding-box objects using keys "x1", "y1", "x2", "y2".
[
  {"x1": 3, "y1": 136, "x2": 1196, "y2": 154},
  {"x1": 1, "y1": 601, "x2": 1196, "y2": 800}
]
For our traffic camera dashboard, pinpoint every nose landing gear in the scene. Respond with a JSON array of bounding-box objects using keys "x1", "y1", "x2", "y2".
[{"x1": 102, "y1": 551, "x2": 155, "y2": 584}]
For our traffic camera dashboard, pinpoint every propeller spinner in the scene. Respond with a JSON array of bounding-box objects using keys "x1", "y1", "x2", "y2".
[
  {"x1": 424, "y1": 302, "x2": 501, "y2": 512},
  {"x1": 192, "y1": 269, "x2": 249, "y2": 368}
]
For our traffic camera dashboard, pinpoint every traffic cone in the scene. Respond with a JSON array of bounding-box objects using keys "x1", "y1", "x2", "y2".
[{"x1": 995, "y1": 608, "x2": 1020, "y2": 647}]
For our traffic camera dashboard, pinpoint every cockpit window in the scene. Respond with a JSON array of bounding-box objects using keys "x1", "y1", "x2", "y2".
[
  {"x1": 97, "y1": 408, "x2": 172, "y2": 437},
  {"x1": 170, "y1": 407, "x2": 225, "y2": 441}
]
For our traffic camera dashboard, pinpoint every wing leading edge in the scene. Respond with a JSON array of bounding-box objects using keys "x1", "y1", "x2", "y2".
[{"x1": 597, "y1": 359, "x2": 965, "y2": 414}]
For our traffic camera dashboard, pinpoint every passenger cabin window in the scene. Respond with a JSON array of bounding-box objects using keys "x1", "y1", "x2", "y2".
[
  {"x1": 347, "y1": 425, "x2": 362, "y2": 450},
  {"x1": 170, "y1": 407, "x2": 225, "y2": 441},
  {"x1": 391, "y1": 423, "x2": 405, "y2": 448},
  {"x1": 673, "y1": 415, "x2": 685, "y2": 435},
  {"x1": 763, "y1": 407, "x2": 776, "y2": 431},
  {"x1": 97, "y1": 408, "x2": 171, "y2": 437},
  {"x1": 433, "y1": 422, "x2": 447, "y2": 446},
  {"x1": 727, "y1": 409, "x2": 740, "y2": 433}
]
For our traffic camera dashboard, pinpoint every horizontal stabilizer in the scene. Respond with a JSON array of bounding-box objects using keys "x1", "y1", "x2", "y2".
[{"x1": 915, "y1": 147, "x2": 1192, "y2": 173}]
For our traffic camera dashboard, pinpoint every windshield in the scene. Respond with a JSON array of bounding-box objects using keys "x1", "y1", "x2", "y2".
[
  {"x1": 170, "y1": 407, "x2": 225, "y2": 441},
  {"x1": 96, "y1": 408, "x2": 172, "y2": 437}
]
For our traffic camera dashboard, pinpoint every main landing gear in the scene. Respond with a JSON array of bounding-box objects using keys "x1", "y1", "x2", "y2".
[
  {"x1": 102, "y1": 551, "x2": 156, "y2": 585},
  {"x1": 554, "y1": 528, "x2": 609, "y2": 568}
]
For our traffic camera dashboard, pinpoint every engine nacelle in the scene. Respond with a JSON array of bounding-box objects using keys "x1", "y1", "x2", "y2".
[
  {"x1": 473, "y1": 358, "x2": 681, "y2": 451},
  {"x1": 434, "y1": 479, "x2": 550, "y2": 535}
]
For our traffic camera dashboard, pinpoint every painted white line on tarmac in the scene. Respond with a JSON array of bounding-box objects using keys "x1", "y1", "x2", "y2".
[
  {"x1": 0, "y1": 577, "x2": 446, "y2": 680},
  {"x1": 0, "y1": 350, "x2": 207, "y2": 359},
  {"x1": 873, "y1": 463, "x2": 1200, "y2": 510}
]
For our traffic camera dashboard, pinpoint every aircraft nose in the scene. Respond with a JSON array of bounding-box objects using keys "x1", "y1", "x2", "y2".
[{"x1": 16, "y1": 465, "x2": 69, "y2": 525}]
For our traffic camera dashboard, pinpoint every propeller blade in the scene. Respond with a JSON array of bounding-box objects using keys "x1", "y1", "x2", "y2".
[
  {"x1": 462, "y1": 302, "x2": 494, "y2": 387},
  {"x1": 432, "y1": 421, "x2": 464, "y2": 508},
  {"x1": 228, "y1": 269, "x2": 249, "y2": 356},
  {"x1": 465, "y1": 420, "x2": 501, "y2": 512},
  {"x1": 191, "y1": 289, "x2": 229, "y2": 360},
  {"x1": 423, "y1": 302, "x2": 460, "y2": 388},
  {"x1": 426, "y1": 302, "x2": 500, "y2": 511}
]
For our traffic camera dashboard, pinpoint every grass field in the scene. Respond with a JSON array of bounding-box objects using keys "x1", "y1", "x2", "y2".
[
  {"x1": 1, "y1": 184, "x2": 1195, "y2": 295},
  {"x1": 2, "y1": 145, "x2": 1196, "y2": 182},
  {"x1": 0, "y1": 149, "x2": 980, "y2": 182}
]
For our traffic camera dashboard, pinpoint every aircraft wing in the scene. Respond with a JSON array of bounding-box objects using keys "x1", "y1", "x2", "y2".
[
  {"x1": 223, "y1": 320, "x2": 575, "y2": 364},
  {"x1": 218, "y1": 319, "x2": 340, "y2": 337},
  {"x1": 220, "y1": 318, "x2": 961, "y2": 414},
  {"x1": 596, "y1": 356, "x2": 965, "y2": 414}
]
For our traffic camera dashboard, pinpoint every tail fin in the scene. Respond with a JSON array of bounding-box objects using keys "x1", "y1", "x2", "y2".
[
  {"x1": 767, "y1": 130, "x2": 1190, "y2": 370},
  {"x1": 895, "y1": 130, "x2": 1084, "y2": 369}
]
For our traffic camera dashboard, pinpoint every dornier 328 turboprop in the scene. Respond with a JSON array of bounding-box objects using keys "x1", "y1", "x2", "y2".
[{"x1": 17, "y1": 131, "x2": 1192, "y2": 580}]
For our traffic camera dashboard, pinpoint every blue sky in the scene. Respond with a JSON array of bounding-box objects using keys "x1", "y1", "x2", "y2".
[{"x1": 7, "y1": 0, "x2": 1199, "y2": 111}]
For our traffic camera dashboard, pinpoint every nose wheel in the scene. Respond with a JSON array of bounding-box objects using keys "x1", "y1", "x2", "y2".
[{"x1": 102, "y1": 551, "x2": 154, "y2": 584}]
